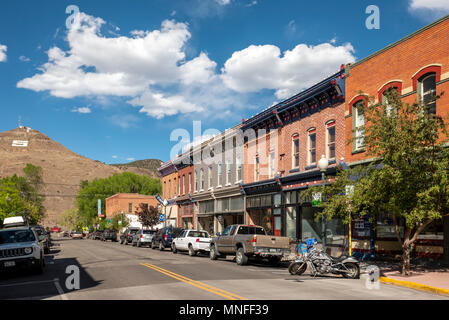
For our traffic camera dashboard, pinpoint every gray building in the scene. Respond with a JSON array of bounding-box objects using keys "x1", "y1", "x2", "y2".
[{"x1": 192, "y1": 124, "x2": 245, "y2": 235}]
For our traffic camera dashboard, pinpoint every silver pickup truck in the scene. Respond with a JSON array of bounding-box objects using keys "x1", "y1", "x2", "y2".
[{"x1": 210, "y1": 224, "x2": 291, "y2": 266}]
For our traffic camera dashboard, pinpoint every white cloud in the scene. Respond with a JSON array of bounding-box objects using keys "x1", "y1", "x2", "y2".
[
  {"x1": 126, "y1": 157, "x2": 135, "y2": 161},
  {"x1": 246, "y1": 1, "x2": 257, "y2": 7},
  {"x1": 221, "y1": 42, "x2": 355, "y2": 99},
  {"x1": 0, "y1": 45, "x2": 7, "y2": 62},
  {"x1": 112, "y1": 155, "x2": 118, "y2": 159},
  {"x1": 410, "y1": 0, "x2": 449, "y2": 10},
  {"x1": 19, "y1": 56, "x2": 31, "y2": 62},
  {"x1": 17, "y1": 12, "x2": 221, "y2": 118},
  {"x1": 71, "y1": 107, "x2": 91, "y2": 114},
  {"x1": 216, "y1": 0, "x2": 231, "y2": 5}
]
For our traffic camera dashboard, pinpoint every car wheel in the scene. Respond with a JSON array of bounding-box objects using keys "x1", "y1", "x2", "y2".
[
  {"x1": 151, "y1": 241, "x2": 156, "y2": 250},
  {"x1": 188, "y1": 245, "x2": 196, "y2": 257},
  {"x1": 172, "y1": 243, "x2": 177, "y2": 254},
  {"x1": 120, "y1": 239, "x2": 123, "y2": 244},
  {"x1": 159, "y1": 242, "x2": 164, "y2": 251},
  {"x1": 236, "y1": 248, "x2": 248, "y2": 266},
  {"x1": 268, "y1": 256, "x2": 282, "y2": 266},
  {"x1": 210, "y1": 245, "x2": 218, "y2": 260},
  {"x1": 124, "y1": 239, "x2": 128, "y2": 245},
  {"x1": 137, "y1": 241, "x2": 141, "y2": 247},
  {"x1": 33, "y1": 255, "x2": 44, "y2": 274}
]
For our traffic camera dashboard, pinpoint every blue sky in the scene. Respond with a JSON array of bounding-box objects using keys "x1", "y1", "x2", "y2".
[{"x1": 0, "y1": 0, "x2": 448, "y2": 163}]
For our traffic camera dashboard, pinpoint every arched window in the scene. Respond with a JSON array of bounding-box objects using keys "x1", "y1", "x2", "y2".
[
  {"x1": 378, "y1": 81, "x2": 402, "y2": 116},
  {"x1": 350, "y1": 96, "x2": 368, "y2": 151},
  {"x1": 326, "y1": 121, "x2": 336, "y2": 160},
  {"x1": 419, "y1": 73, "x2": 437, "y2": 115},
  {"x1": 307, "y1": 128, "x2": 316, "y2": 165}
]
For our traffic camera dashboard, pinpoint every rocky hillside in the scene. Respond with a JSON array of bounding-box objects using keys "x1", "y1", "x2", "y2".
[{"x1": 0, "y1": 127, "x2": 161, "y2": 227}]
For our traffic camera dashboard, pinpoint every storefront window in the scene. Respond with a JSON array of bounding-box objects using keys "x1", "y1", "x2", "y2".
[
  {"x1": 199, "y1": 200, "x2": 214, "y2": 214},
  {"x1": 230, "y1": 197, "x2": 244, "y2": 211},
  {"x1": 301, "y1": 206, "x2": 322, "y2": 242},
  {"x1": 274, "y1": 194, "x2": 282, "y2": 206},
  {"x1": 286, "y1": 207, "x2": 297, "y2": 240},
  {"x1": 376, "y1": 212, "x2": 404, "y2": 238}
]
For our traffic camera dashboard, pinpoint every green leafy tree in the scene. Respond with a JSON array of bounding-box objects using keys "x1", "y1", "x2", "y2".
[
  {"x1": 306, "y1": 90, "x2": 449, "y2": 275},
  {"x1": 59, "y1": 209, "x2": 84, "y2": 231},
  {"x1": 76, "y1": 172, "x2": 161, "y2": 226},
  {"x1": 0, "y1": 164, "x2": 46, "y2": 225}
]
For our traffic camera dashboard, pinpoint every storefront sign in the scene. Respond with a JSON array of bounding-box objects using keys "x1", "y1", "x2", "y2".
[{"x1": 312, "y1": 193, "x2": 322, "y2": 206}]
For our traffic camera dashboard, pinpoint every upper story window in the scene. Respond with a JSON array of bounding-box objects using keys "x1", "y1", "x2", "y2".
[
  {"x1": 326, "y1": 121, "x2": 336, "y2": 160},
  {"x1": 163, "y1": 181, "x2": 166, "y2": 198},
  {"x1": 182, "y1": 175, "x2": 185, "y2": 195},
  {"x1": 208, "y1": 166, "x2": 213, "y2": 189},
  {"x1": 217, "y1": 162, "x2": 222, "y2": 185},
  {"x1": 188, "y1": 173, "x2": 192, "y2": 194},
  {"x1": 174, "y1": 178, "x2": 177, "y2": 196},
  {"x1": 200, "y1": 169, "x2": 205, "y2": 190},
  {"x1": 353, "y1": 100, "x2": 366, "y2": 150},
  {"x1": 255, "y1": 156, "x2": 260, "y2": 182},
  {"x1": 178, "y1": 176, "x2": 181, "y2": 195},
  {"x1": 194, "y1": 171, "x2": 198, "y2": 192},
  {"x1": 420, "y1": 73, "x2": 437, "y2": 115},
  {"x1": 236, "y1": 156, "x2": 242, "y2": 182},
  {"x1": 307, "y1": 129, "x2": 316, "y2": 165},
  {"x1": 382, "y1": 87, "x2": 399, "y2": 116},
  {"x1": 128, "y1": 202, "x2": 133, "y2": 214},
  {"x1": 168, "y1": 179, "x2": 171, "y2": 198},
  {"x1": 269, "y1": 151, "x2": 275, "y2": 178},
  {"x1": 292, "y1": 134, "x2": 299, "y2": 168},
  {"x1": 226, "y1": 160, "x2": 231, "y2": 185}
]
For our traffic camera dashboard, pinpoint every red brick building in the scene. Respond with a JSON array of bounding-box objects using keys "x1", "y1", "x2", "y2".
[
  {"x1": 173, "y1": 151, "x2": 195, "y2": 229},
  {"x1": 241, "y1": 69, "x2": 348, "y2": 250},
  {"x1": 344, "y1": 16, "x2": 449, "y2": 260},
  {"x1": 105, "y1": 193, "x2": 159, "y2": 218}
]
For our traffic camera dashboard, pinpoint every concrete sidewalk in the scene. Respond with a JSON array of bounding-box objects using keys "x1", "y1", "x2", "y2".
[{"x1": 361, "y1": 260, "x2": 449, "y2": 296}]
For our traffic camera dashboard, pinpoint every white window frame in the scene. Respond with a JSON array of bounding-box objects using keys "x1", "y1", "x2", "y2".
[
  {"x1": 326, "y1": 121, "x2": 336, "y2": 160},
  {"x1": 292, "y1": 134, "x2": 299, "y2": 169},
  {"x1": 307, "y1": 129, "x2": 316, "y2": 165},
  {"x1": 255, "y1": 156, "x2": 260, "y2": 182},
  {"x1": 354, "y1": 102, "x2": 365, "y2": 150}
]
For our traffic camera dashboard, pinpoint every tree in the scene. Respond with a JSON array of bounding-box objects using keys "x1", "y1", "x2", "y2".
[
  {"x1": 307, "y1": 90, "x2": 449, "y2": 275},
  {"x1": 135, "y1": 203, "x2": 159, "y2": 228},
  {"x1": 59, "y1": 209, "x2": 84, "y2": 231},
  {"x1": 0, "y1": 164, "x2": 46, "y2": 225},
  {"x1": 75, "y1": 172, "x2": 161, "y2": 227}
]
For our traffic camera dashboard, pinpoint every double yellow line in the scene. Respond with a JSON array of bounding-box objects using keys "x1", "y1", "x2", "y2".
[{"x1": 140, "y1": 263, "x2": 247, "y2": 300}]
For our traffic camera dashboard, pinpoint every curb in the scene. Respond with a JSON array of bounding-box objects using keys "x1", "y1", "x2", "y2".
[{"x1": 379, "y1": 276, "x2": 449, "y2": 297}]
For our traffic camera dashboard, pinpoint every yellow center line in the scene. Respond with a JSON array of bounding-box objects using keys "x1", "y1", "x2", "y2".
[{"x1": 140, "y1": 263, "x2": 247, "y2": 300}]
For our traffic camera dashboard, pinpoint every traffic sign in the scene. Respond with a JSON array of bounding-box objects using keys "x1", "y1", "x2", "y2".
[{"x1": 159, "y1": 214, "x2": 165, "y2": 222}]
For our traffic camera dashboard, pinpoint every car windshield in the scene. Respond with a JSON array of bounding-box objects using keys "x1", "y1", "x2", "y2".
[
  {"x1": 188, "y1": 231, "x2": 209, "y2": 238},
  {"x1": 143, "y1": 230, "x2": 155, "y2": 234},
  {"x1": 0, "y1": 229, "x2": 36, "y2": 244}
]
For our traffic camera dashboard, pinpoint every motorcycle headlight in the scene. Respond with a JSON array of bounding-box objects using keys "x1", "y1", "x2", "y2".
[{"x1": 24, "y1": 247, "x2": 33, "y2": 255}]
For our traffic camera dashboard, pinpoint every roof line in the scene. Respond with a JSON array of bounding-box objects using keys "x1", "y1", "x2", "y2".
[{"x1": 350, "y1": 14, "x2": 449, "y2": 69}]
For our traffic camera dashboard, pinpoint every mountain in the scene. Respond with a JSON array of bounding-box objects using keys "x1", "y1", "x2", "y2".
[
  {"x1": 0, "y1": 127, "x2": 161, "y2": 227},
  {"x1": 111, "y1": 159, "x2": 162, "y2": 179}
]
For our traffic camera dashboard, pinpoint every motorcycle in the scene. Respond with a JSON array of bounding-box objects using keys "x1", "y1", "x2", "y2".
[{"x1": 288, "y1": 238, "x2": 360, "y2": 279}]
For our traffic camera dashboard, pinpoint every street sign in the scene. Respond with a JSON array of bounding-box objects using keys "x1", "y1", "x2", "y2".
[
  {"x1": 155, "y1": 194, "x2": 165, "y2": 206},
  {"x1": 98, "y1": 199, "x2": 101, "y2": 217},
  {"x1": 159, "y1": 214, "x2": 165, "y2": 222},
  {"x1": 312, "y1": 193, "x2": 322, "y2": 206}
]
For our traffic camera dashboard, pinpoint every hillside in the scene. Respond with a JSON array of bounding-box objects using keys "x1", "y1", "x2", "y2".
[
  {"x1": 111, "y1": 159, "x2": 162, "y2": 178},
  {"x1": 0, "y1": 127, "x2": 161, "y2": 227}
]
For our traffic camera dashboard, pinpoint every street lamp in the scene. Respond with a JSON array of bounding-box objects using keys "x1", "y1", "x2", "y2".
[{"x1": 317, "y1": 155, "x2": 328, "y2": 251}]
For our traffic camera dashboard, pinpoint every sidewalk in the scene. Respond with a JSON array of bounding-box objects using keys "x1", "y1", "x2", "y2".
[{"x1": 360, "y1": 259, "x2": 449, "y2": 296}]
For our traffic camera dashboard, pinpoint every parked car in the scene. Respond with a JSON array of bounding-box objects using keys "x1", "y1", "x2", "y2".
[
  {"x1": 31, "y1": 225, "x2": 51, "y2": 254},
  {"x1": 71, "y1": 231, "x2": 84, "y2": 239},
  {"x1": 101, "y1": 229, "x2": 117, "y2": 242},
  {"x1": 172, "y1": 230, "x2": 211, "y2": 256},
  {"x1": 0, "y1": 226, "x2": 45, "y2": 274},
  {"x1": 92, "y1": 230, "x2": 104, "y2": 240},
  {"x1": 151, "y1": 226, "x2": 184, "y2": 251},
  {"x1": 63, "y1": 231, "x2": 69, "y2": 237},
  {"x1": 120, "y1": 227, "x2": 140, "y2": 245},
  {"x1": 132, "y1": 229, "x2": 156, "y2": 247},
  {"x1": 210, "y1": 224, "x2": 291, "y2": 266}
]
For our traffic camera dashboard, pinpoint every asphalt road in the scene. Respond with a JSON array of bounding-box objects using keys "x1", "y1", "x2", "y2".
[{"x1": 0, "y1": 237, "x2": 447, "y2": 300}]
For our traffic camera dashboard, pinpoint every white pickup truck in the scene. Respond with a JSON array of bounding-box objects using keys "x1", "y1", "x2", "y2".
[{"x1": 172, "y1": 230, "x2": 212, "y2": 256}]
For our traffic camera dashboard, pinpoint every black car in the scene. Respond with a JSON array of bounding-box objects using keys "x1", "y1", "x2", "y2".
[
  {"x1": 31, "y1": 225, "x2": 50, "y2": 254},
  {"x1": 151, "y1": 226, "x2": 183, "y2": 251},
  {"x1": 101, "y1": 229, "x2": 117, "y2": 242},
  {"x1": 120, "y1": 227, "x2": 140, "y2": 245},
  {"x1": 92, "y1": 230, "x2": 104, "y2": 240}
]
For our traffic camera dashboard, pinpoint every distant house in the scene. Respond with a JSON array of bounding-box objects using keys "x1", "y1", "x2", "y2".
[{"x1": 105, "y1": 193, "x2": 159, "y2": 219}]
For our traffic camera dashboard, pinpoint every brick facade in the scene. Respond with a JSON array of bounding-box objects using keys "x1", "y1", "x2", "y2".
[
  {"x1": 105, "y1": 193, "x2": 159, "y2": 218},
  {"x1": 345, "y1": 16, "x2": 449, "y2": 164}
]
